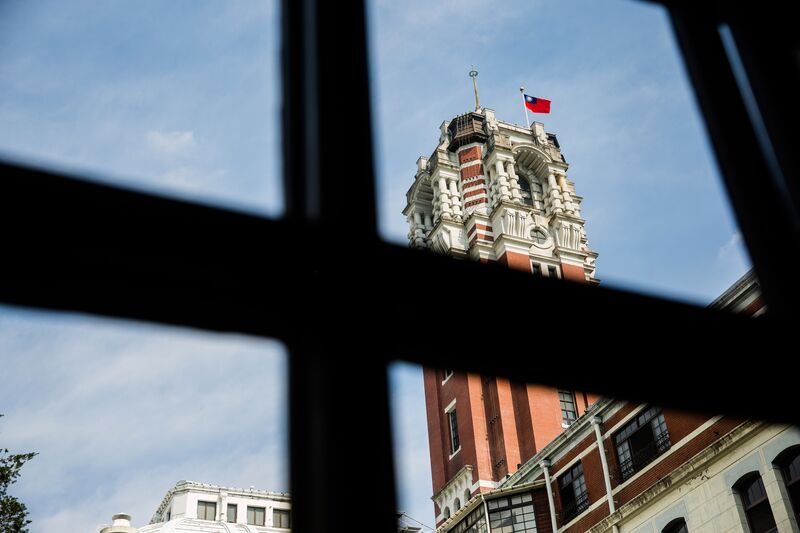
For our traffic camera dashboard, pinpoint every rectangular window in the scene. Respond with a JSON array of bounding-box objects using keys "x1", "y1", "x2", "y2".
[
  {"x1": 488, "y1": 492, "x2": 537, "y2": 533},
  {"x1": 274, "y1": 509, "x2": 291, "y2": 529},
  {"x1": 227, "y1": 504, "x2": 237, "y2": 523},
  {"x1": 559, "y1": 462, "x2": 589, "y2": 523},
  {"x1": 451, "y1": 504, "x2": 487, "y2": 533},
  {"x1": 532, "y1": 263, "x2": 541, "y2": 276},
  {"x1": 548, "y1": 265, "x2": 559, "y2": 278},
  {"x1": 559, "y1": 390, "x2": 578, "y2": 424},
  {"x1": 247, "y1": 506, "x2": 266, "y2": 526},
  {"x1": 615, "y1": 406, "x2": 671, "y2": 481},
  {"x1": 448, "y1": 408, "x2": 460, "y2": 454},
  {"x1": 443, "y1": 369, "x2": 454, "y2": 382},
  {"x1": 197, "y1": 501, "x2": 216, "y2": 521}
]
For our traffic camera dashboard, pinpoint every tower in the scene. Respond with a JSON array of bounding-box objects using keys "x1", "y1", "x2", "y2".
[{"x1": 402, "y1": 105, "x2": 600, "y2": 526}]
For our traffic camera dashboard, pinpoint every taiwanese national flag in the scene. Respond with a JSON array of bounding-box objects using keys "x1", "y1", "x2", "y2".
[{"x1": 524, "y1": 94, "x2": 551, "y2": 114}]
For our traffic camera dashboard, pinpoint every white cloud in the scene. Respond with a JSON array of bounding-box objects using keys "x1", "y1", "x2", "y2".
[
  {"x1": 146, "y1": 130, "x2": 196, "y2": 157},
  {"x1": 0, "y1": 306, "x2": 288, "y2": 533}
]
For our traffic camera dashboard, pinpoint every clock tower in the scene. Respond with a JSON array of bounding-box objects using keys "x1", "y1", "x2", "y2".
[{"x1": 402, "y1": 104, "x2": 600, "y2": 525}]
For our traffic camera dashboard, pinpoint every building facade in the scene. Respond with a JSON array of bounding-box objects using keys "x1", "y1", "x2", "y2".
[
  {"x1": 404, "y1": 108, "x2": 602, "y2": 525},
  {"x1": 97, "y1": 481, "x2": 291, "y2": 533},
  {"x1": 436, "y1": 399, "x2": 799, "y2": 533}
]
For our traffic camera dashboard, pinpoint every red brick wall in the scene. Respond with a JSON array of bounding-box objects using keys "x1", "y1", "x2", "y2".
[
  {"x1": 498, "y1": 251, "x2": 532, "y2": 273},
  {"x1": 527, "y1": 384, "x2": 568, "y2": 452},
  {"x1": 560, "y1": 263, "x2": 585, "y2": 283},
  {"x1": 459, "y1": 146, "x2": 481, "y2": 164},
  {"x1": 512, "y1": 381, "x2": 537, "y2": 464},
  {"x1": 423, "y1": 367, "x2": 446, "y2": 492},
  {"x1": 533, "y1": 488, "x2": 554, "y2": 533}
]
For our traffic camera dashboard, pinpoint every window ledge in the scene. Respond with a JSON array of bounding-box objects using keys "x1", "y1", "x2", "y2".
[{"x1": 449, "y1": 447, "x2": 462, "y2": 460}]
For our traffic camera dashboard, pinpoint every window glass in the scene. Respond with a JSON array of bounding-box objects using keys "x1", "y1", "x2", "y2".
[
  {"x1": 0, "y1": 1, "x2": 282, "y2": 216},
  {"x1": 247, "y1": 506, "x2": 266, "y2": 526},
  {"x1": 368, "y1": 0, "x2": 752, "y2": 306},
  {"x1": 274, "y1": 508, "x2": 291, "y2": 528},
  {"x1": 197, "y1": 501, "x2": 216, "y2": 521},
  {"x1": 227, "y1": 504, "x2": 238, "y2": 523}
]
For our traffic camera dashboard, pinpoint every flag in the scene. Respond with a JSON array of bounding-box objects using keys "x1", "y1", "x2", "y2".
[{"x1": 524, "y1": 94, "x2": 551, "y2": 114}]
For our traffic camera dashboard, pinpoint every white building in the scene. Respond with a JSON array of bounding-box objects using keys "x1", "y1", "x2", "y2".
[{"x1": 98, "y1": 480, "x2": 291, "y2": 533}]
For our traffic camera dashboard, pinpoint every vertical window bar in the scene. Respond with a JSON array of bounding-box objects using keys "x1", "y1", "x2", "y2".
[{"x1": 667, "y1": 4, "x2": 800, "y2": 318}]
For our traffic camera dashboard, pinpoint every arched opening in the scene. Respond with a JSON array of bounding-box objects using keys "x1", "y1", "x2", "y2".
[
  {"x1": 733, "y1": 472, "x2": 777, "y2": 533},
  {"x1": 662, "y1": 517, "x2": 688, "y2": 533},
  {"x1": 443, "y1": 507, "x2": 451, "y2": 520},
  {"x1": 464, "y1": 489, "x2": 471, "y2": 505},
  {"x1": 774, "y1": 445, "x2": 800, "y2": 522},
  {"x1": 454, "y1": 498, "x2": 461, "y2": 511}
]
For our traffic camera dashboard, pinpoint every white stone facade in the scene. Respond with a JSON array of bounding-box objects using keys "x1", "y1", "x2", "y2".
[
  {"x1": 403, "y1": 107, "x2": 598, "y2": 282},
  {"x1": 97, "y1": 481, "x2": 291, "y2": 533}
]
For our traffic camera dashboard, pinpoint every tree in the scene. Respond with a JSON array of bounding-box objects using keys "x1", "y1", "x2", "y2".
[{"x1": 0, "y1": 415, "x2": 36, "y2": 533}]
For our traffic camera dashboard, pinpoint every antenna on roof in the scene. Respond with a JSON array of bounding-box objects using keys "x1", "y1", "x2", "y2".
[{"x1": 469, "y1": 66, "x2": 480, "y2": 111}]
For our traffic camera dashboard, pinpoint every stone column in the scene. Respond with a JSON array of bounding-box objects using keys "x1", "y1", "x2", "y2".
[
  {"x1": 438, "y1": 176, "x2": 453, "y2": 219},
  {"x1": 495, "y1": 160, "x2": 512, "y2": 202},
  {"x1": 557, "y1": 173, "x2": 575, "y2": 215},
  {"x1": 506, "y1": 160, "x2": 523, "y2": 202},
  {"x1": 546, "y1": 173, "x2": 564, "y2": 215},
  {"x1": 448, "y1": 178, "x2": 463, "y2": 219}
]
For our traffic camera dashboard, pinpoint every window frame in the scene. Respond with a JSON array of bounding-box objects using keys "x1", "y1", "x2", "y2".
[
  {"x1": 227, "y1": 503, "x2": 238, "y2": 523},
  {"x1": 558, "y1": 461, "x2": 589, "y2": 523},
  {"x1": 614, "y1": 407, "x2": 671, "y2": 481},
  {"x1": 734, "y1": 473, "x2": 778, "y2": 533},
  {"x1": 274, "y1": 508, "x2": 291, "y2": 529},
  {"x1": 197, "y1": 500, "x2": 217, "y2": 521},
  {"x1": 559, "y1": 390, "x2": 578, "y2": 426},
  {"x1": 247, "y1": 506, "x2": 266, "y2": 527},
  {"x1": 1, "y1": 4, "x2": 799, "y2": 533}
]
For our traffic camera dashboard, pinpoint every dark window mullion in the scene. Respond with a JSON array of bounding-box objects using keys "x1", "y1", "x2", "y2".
[{"x1": 667, "y1": 4, "x2": 800, "y2": 319}]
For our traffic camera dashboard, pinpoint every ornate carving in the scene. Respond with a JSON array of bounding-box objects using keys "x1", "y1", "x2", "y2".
[
  {"x1": 554, "y1": 221, "x2": 582, "y2": 250},
  {"x1": 502, "y1": 209, "x2": 533, "y2": 239}
]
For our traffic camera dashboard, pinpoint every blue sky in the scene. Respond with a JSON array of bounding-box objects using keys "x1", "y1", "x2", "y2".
[{"x1": 0, "y1": 0, "x2": 751, "y2": 531}]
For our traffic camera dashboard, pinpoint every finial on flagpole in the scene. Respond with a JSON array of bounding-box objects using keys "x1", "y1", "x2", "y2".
[{"x1": 469, "y1": 66, "x2": 480, "y2": 111}]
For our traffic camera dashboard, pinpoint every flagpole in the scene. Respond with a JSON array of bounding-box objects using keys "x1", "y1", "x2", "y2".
[{"x1": 520, "y1": 86, "x2": 531, "y2": 129}]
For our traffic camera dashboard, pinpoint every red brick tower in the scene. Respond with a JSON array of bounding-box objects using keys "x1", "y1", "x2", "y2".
[{"x1": 403, "y1": 100, "x2": 600, "y2": 525}]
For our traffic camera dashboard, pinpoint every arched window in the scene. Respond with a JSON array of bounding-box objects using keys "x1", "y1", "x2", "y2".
[
  {"x1": 734, "y1": 473, "x2": 777, "y2": 533},
  {"x1": 662, "y1": 517, "x2": 688, "y2": 533},
  {"x1": 518, "y1": 176, "x2": 534, "y2": 206},
  {"x1": 454, "y1": 498, "x2": 461, "y2": 511},
  {"x1": 464, "y1": 489, "x2": 471, "y2": 504},
  {"x1": 443, "y1": 507, "x2": 451, "y2": 520},
  {"x1": 775, "y1": 446, "x2": 800, "y2": 522}
]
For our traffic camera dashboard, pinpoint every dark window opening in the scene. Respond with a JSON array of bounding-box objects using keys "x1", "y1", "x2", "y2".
[
  {"x1": 777, "y1": 448, "x2": 800, "y2": 523},
  {"x1": 615, "y1": 407, "x2": 671, "y2": 481},
  {"x1": 518, "y1": 176, "x2": 534, "y2": 207},
  {"x1": 559, "y1": 462, "x2": 589, "y2": 524},
  {"x1": 662, "y1": 518, "x2": 688, "y2": 533},
  {"x1": 449, "y1": 409, "x2": 460, "y2": 454},
  {"x1": 734, "y1": 473, "x2": 777, "y2": 533}
]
